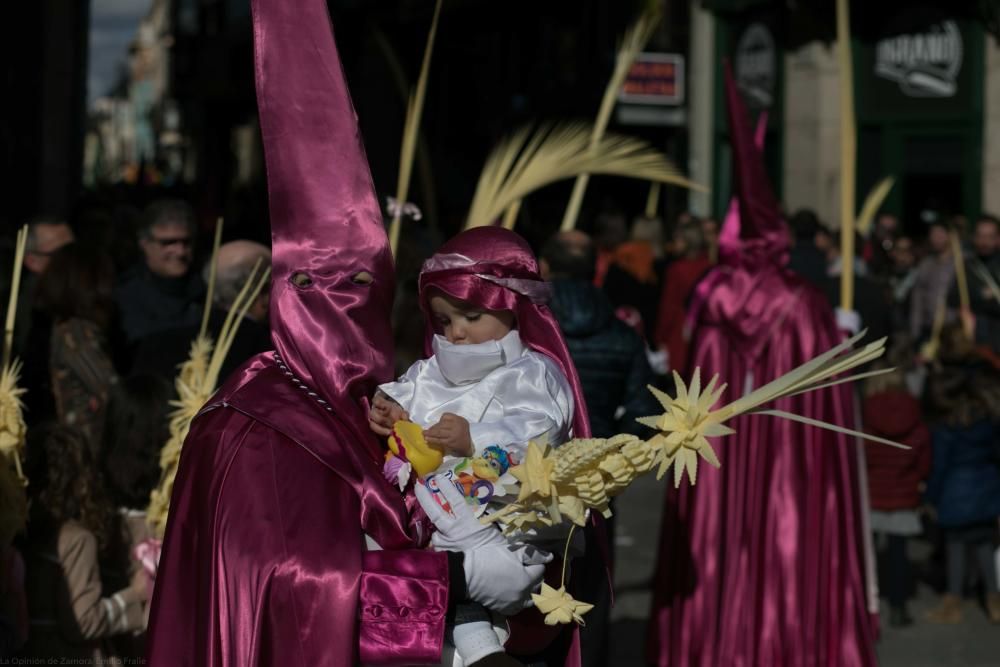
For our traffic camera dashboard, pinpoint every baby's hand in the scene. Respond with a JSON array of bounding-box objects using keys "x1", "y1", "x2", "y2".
[
  {"x1": 369, "y1": 391, "x2": 408, "y2": 437},
  {"x1": 424, "y1": 413, "x2": 474, "y2": 457}
]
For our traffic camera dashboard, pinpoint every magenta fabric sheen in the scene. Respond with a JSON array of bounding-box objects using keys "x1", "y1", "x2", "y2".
[
  {"x1": 256, "y1": 0, "x2": 396, "y2": 453},
  {"x1": 146, "y1": 0, "x2": 451, "y2": 664},
  {"x1": 647, "y1": 270, "x2": 878, "y2": 667},
  {"x1": 147, "y1": 360, "x2": 449, "y2": 666},
  {"x1": 645, "y1": 63, "x2": 876, "y2": 666}
]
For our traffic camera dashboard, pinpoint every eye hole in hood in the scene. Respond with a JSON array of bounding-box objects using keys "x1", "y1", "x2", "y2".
[{"x1": 291, "y1": 272, "x2": 313, "y2": 288}]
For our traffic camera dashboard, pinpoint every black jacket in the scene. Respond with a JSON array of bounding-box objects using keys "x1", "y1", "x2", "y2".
[
  {"x1": 548, "y1": 279, "x2": 659, "y2": 438},
  {"x1": 131, "y1": 308, "x2": 272, "y2": 387},
  {"x1": 949, "y1": 253, "x2": 1000, "y2": 353},
  {"x1": 114, "y1": 264, "x2": 205, "y2": 344}
]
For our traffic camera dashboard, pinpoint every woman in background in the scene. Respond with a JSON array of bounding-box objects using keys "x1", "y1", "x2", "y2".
[
  {"x1": 36, "y1": 244, "x2": 119, "y2": 453},
  {"x1": 22, "y1": 424, "x2": 148, "y2": 663}
]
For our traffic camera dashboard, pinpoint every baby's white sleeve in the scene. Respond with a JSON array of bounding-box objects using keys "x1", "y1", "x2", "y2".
[
  {"x1": 376, "y1": 358, "x2": 428, "y2": 413},
  {"x1": 467, "y1": 356, "x2": 574, "y2": 457}
]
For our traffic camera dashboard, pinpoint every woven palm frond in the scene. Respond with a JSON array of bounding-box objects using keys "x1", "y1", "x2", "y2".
[
  {"x1": 488, "y1": 329, "x2": 906, "y2": 539},
  {"x1": 464, "y1": 123, "x2": 705, "y2": 230},
  {"x1": 0, "y1": 360, "x2": 27, "y2": 471}
]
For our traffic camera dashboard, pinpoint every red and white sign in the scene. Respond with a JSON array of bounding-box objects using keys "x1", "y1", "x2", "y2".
[{"x1": 619, "y1": 53, "x2": 685, "y2": 106}]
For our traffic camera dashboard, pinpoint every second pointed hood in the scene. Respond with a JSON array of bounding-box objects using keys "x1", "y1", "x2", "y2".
[{"x1": 722, "y1": 60, "x2": 788, "y2": 265}]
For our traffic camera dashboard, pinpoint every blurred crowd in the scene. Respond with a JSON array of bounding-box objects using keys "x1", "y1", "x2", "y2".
[
  {"x1": 1, "y1": 195, "x2": 999, "y2": 664},
  {"x1": 0, "y1": 199, "x2": 271, "y2": 661},
  {"x1": 584, "y1": 204, "x2": 1000, "y2": 633}
]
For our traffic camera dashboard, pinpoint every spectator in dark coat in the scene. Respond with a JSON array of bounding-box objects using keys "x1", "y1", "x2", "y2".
[
  {"x1": 923, "y1": 324, "x2": 1000, "y2": 624},
  {"x1": 115, "y1": 200, "x2": 205, "y2": 346},
  {"x1": 132, "y1": 240, "x2": 271, "y2": 386},
  {"x1": 950, "y1": 215, "x2": 1000, "y2": 354},
  {"x1": 17, "y1": 220, "x2": 75, "y2": 428},
  {"x1": 541, "y1": 231, "x2": 659, "y2": 438},
  {"x1": 861, "y1": 212, "x2": 899, "y2": 278},
  {"x1": 861, "y1": 361, "x2": 932, "y2": 627},
  {"x1": 540, "y1": 230, "x2": 660, "y2": 667},
  {"x1": 786, "y1": 209, "x2": 830, "y2": 288},
  {"x1": 819, "y1": 226, "x2": 892, "y2": 343},
  {"x1": 887, "y1": 235, "x2": 919, "y2": 334}
]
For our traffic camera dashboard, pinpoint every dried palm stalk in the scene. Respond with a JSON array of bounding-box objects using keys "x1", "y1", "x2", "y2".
[
  {"x1": 0, "y1": 227, "x2": 28, "y2": 551},
  {"x1": 200, "y1": 218, "x2": 224, "y2": 339},
  {"x1": 855, "y1": 177, "x2": 894, "y2": 236},
  {"x1": 837, "y1": 0, "x2": 857, "y2": 311},
  {"x1": 0, "y1": 226, "x2": 28, "y2": 482},
  {"x1": 388, "y1": 0, "x2": 442, "y2": 255},
  {"x1": 148, "y1": 261, "x2": 271, "y2": 536},
  {"x1": 464, "y1": 123, "x2": 704, "y2": 230},
  {"x1": 560, "y1": 6, "x2": 660, "y2": 231}
]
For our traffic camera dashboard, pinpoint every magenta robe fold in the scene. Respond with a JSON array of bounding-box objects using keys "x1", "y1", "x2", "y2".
[
  {"x1": 146, "y1": 356, "x2": 449, "y2": 667},
  {"x1": 646, "y1": 260, "x2": 877, "y2": 666}
]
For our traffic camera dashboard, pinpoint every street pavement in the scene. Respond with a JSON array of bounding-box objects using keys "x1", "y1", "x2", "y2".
[{"x1": 607, "y1": 471, "x2": 1000, "y2": 666}]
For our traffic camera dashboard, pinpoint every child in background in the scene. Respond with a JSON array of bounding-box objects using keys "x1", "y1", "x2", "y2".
[
  {"x1": 861, "y1": 359, "x2": 931, "y2": 627},
  {"x1": 22, "y1": 424, "x2": 149, "y2": 662},
  {"x1": 924, "y1": 325, "x2": 1000, "y2": 624}
]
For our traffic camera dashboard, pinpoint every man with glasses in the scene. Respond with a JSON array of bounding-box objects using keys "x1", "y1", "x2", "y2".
[
  {"x1": 132, "y1": 240, "x2": 272, "y2": 385},
  {"x1": 115, "y1": 199, "x2": 205, "y2": 344}
]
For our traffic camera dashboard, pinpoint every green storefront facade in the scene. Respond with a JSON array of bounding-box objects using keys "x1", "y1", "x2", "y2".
[{"x1": 706, "y1": 1, "x2": 987, "y2": 231}]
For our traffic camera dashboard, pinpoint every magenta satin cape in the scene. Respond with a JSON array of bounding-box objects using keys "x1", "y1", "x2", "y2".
[
  {"x1": 645, "y1": 64, "x2": 876, "y2": 666},
  {"x1": 146, "y1": 359, "x2": 447, "y2": 666},
  {"x1": 146, "y1": 0, "x2": 453, "y2": 664}
]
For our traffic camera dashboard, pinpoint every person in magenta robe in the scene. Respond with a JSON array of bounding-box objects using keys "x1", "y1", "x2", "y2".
[
  {"x1": 645, "y1": 64, "x2": 878, "y2": 666},
  {"x1": 144, "y1": 1, "x2": 551, "y2": 665}
]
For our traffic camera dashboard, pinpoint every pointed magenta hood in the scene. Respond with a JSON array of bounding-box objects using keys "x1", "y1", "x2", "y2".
[
  {"x1": 721, "y1": 61, "x2": 789, "y2": 265},
  {"x1": 252, "y1": 0, "x2": 394, "y2": 417}
]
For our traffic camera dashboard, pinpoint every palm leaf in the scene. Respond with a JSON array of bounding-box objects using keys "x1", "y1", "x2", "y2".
[
  {"x1": 561, "y1": 7, "x2": 660, "y2": 231},
  {"x1": 855, "y1": 177, "x2": 894, "y2": 236},
  {"x1": 148, "y1": 260, "x2": 271, "y2": 537},
  {"x1": 465, "y1": 123, "x2": 705, "y2": 230},
  {"x1": 200, "y1": 218, "x2": 224, "y2": 338}
]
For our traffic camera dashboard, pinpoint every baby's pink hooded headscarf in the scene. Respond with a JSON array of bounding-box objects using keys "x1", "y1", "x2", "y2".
[{"x1": 418, "y1": 227, "x2": 591, "y2": 440}]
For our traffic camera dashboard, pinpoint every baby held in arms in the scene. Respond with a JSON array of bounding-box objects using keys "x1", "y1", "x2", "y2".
[{"x1": 369, "y1": 291, "x2": 574, "y2": 665}]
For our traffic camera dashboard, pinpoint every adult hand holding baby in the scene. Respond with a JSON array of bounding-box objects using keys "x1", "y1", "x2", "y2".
[{"x1": 369, "y1": 391, "x2": 408, "y2": 436}]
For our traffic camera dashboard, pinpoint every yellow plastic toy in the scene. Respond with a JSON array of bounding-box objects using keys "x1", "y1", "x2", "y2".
[{"x1": 388, "y1": 420, "x2": 444, "y2": 478}]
